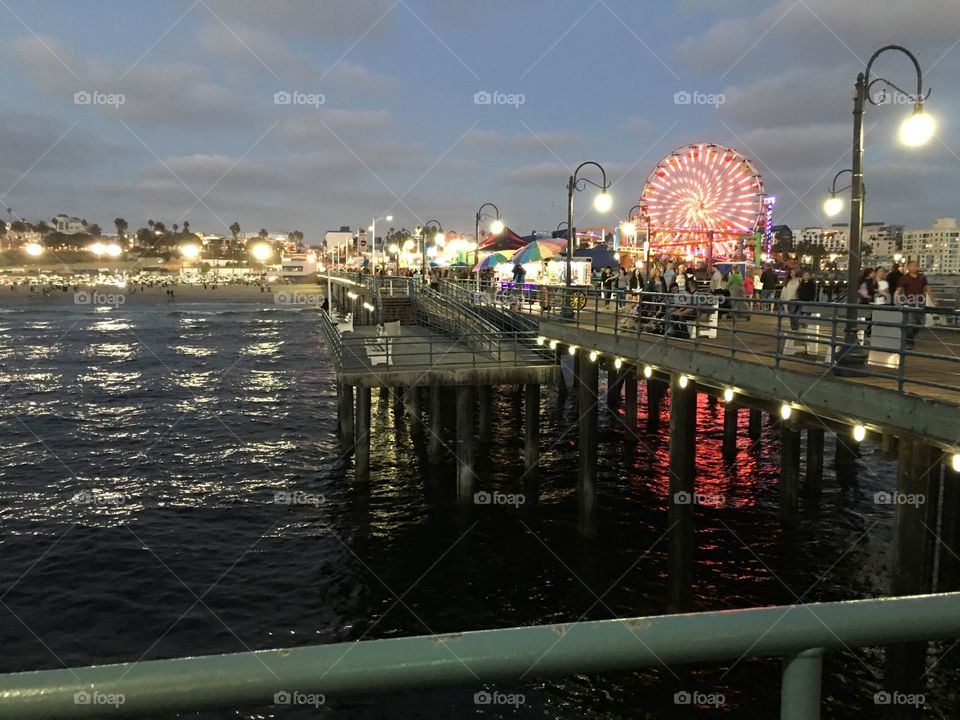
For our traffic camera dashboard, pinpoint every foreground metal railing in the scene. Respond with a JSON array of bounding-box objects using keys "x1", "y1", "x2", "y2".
[
  {"x1": 1, "y1": 592, "x2": 958, "y2": 719},
  {"x1": 494, "y1": 283, "x2": 960, "y2": 396}
]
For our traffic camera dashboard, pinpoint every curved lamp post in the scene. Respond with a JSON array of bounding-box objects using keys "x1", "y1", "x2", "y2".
[
  {"x1": 474, "y1": 202, "x2": 503, "y2": 291},
  {"x1": 837, "y1": 44, "x2": 934, "y2": 371},
  {"x1": 418, "y1": 219, "x2": 442, "y2": 281},
  {"x1": 823, "y1": 169, "x2": 853, "y2": 218},
  {"x1": 563, "y1": 161, "x2": 612, "y2": 318}
]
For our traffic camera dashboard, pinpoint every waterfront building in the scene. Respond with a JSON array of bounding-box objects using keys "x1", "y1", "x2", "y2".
[{"x1": 902, "y1": 218, "x2": 960, "y2": 274}]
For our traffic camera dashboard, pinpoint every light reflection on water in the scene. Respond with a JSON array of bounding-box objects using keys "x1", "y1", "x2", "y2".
[{"x1": 0, "y1": 304, "x2": 954, "y2": 719}]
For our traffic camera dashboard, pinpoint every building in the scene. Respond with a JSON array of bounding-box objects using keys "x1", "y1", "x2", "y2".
[
  {"x1": 902, "y1": 218, "x2": 960, "y2": 274},
  {"x1": 324, "y1": 227, "x2": 354, "y2": 258},
  {"x1": 54, "y1": 214, "x2": 86, "y2": 234},
  {"x1": 280, "y1": 252, "x2": 318, "y2": 281},
  {"x1": 798, "y1": 223, "x2": 901, "y2": 263}
]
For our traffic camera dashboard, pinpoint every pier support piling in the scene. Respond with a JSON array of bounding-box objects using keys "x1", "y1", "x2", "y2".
[
  {"x1": 668, "y1": 374, "x2": 697, "y2": 612},
  {"x1": 805, "y1": 428, "x2": 825, "y2": 500},
  {"x1": 835, "y1": 435, "x2": 858, "y2": 486},
  {"x1": 940, "y1": 459, "x2": 960, "y2": 591},
  {"x1": 408, "y1": 386, "x2": 423, "y2": 438},
  {"x1": 577, "y1": 356, "x2": 600, "y2": 537},
  {"x1": 623, "y1": 367, "x2": 638, "y2": 437},
  {"x1": 524, "y1": 383, "x2": 540, "y2": 478},
  {"x1": 355, "y1": 386, "x2": 371, "y2": 482},
  {"x1": 722, "y1": 405, "x2": 738, "y2": 458},
  {"x1": 748, "y1": 409, "x2": 762, "y2": 442},
  {"x1": 478, "y1": 385, "x2": 493, "y2": 444},
  {"x1": 780, "y1": 423, "x2": 801, "y2": 531},
  {"x1": 429, "y1": 385, "x2": 444, "y2": 463},
  {"x1": 456, "y1": 385, "x2": 476, "y2": 503},
  {"x1": 338, "y1": 382, "x2": 354, "y2": 451}
]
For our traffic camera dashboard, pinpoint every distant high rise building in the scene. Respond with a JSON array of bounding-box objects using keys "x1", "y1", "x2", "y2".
[{"x1": 902, "y1": 218, "x2": 960, "y2": 274}]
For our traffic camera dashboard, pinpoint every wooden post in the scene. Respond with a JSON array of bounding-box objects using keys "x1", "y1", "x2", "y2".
[
  {"x1": 780, "y1": 423, "x2": 801, "y2": 532},
  {"x1": 478, "y1": 385, "x2": 493, "y2": 444},
  {"x1": 939, "y1": 458, "x2": 960, "y2": 591},
  {"x1": 578, "y1": 354, "x2": 599, "y2": 537},
  {"x1": 355, "y1": 386, "x2": 371, "y2": 482},
  {"x1": 646, "y1": 377, "x2": 665, "y2": 432},
  {"x1": 623, "y1": 366, "x2": 638, "y2": 437},
  {"x1": 722, "y1": 405, "x2": 738, "y2": 458},
  {"x1": 456, "y1": 385, "x2": 476, "y2": 503},
  {"x1": 883, "y1": 438, "x2": 942, "y2": 710},
  {"x1": 524, "y1": 383, "x2": 540, "y2": 478},
  {"x1": 606, "y1": 361, "x2": 622, "y2": 407},
  {"x1": 668, "y1": 374, "x2": 697, "y2": 612},
  {"x1": 408, "y1": 386, "x2": 423, "y2": 438},
  {"x1": 805, "y1": 428, "x2": 825, "y2": 501},
  {"x1": 339, "y1": 382, "x2": 354, "y2": 450},
  {"x1": 748, "y1": 408, "x2": 762, "y2": 442},
  {"x1": 429, "y1": 385, "x2": 444, "y2": 463},
  {"x1": 835, "y1": 435, "x2": 858, "y2": 486}
]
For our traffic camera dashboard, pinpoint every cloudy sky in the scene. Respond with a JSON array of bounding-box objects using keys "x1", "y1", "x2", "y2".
[{"x1": 1, "y1": 0, "x2": 958, "y2": 243}]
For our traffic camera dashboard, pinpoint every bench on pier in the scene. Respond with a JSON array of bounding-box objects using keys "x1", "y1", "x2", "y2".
[{"x1": 365, "y1": 321, "x2": 401, "y2": 366}]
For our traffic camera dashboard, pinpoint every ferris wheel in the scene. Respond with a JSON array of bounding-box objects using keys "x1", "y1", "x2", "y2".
[{"x1": 639, "y1": 143, "x2": 765, "y2": 260}]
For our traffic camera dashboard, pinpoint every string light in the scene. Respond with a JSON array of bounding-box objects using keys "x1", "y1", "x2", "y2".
[
  {"x1": 643, "y1": 366, "x2": 653, "y2": 378},
  {"x1": 536, "y1": 336, "x2": 545, "y2": 345},
  {"x1": 723, "y1": 387, "x2": 734, "y2": 403},
  {"x1": 678, "y1": 375, "x2": 689, "y2": 389},
  {"x1": 852, "y1": 424, "x2": 866, "y2": 442},
  {"x1": 589, "y1": 351, "x2": 598, "y2": 362},
  {"x1": 614, "y1": 358, "x2": 623, "y2": 369},
  {"x1": 549, "y1": 339, "x2": 558, "y2": 350},
  {"x1": 568, "y1": 345, "x2": 577, "y2": 355},
  {"x1": 780, "y1": 402, "x2": 792, "y2": 420}
]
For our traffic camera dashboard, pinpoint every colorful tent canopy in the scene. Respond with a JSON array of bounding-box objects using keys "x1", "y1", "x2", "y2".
[
  {"x1": 479, "y1": 226, "x2": 528, "y2": 252},
  {"x1": 472, "y1": 251, "x2": 512, "y2": 272},
  {"x1": 510, "y1": 238, "x2": 566, "y2": 264}
]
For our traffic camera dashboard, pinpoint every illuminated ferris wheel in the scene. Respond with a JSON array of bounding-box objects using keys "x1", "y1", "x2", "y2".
[{"x1": 640, "y1": 143, "x2": 765, "y2": 260}]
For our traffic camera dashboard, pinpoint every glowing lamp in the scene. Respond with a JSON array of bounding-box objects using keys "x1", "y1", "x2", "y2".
[
  {"x1": 952, "y1": 453, "x2": 960, "y2": 472},
  {"x1": 589, "y1": 350, "x2": 597, "y2": 362},
  {"x1": 614, "y1": 358, "x2": 623, "y2": 369},
  {"x1": 549, "y1": 339, "x2": 558, "y2": 350},
  {"x1": 723, "y1": 387, "x2": 734, "y2": 403},
  {"x1": 568, "y1": 345, "x2": 577, "y2": 355},
  {"x1": 250, "y1": 243, "x2": 272, "y2": 261},
  {"x1": 678, "y1": 374, "x2": 689, "y2": 389},
  {"x1": 852, "y1": 424, "x2": 866, "y2": 442},
  {"x1": 621, "y1": 221, "x2": 636, "y2": 236},
  {"x1": 90, "y1": 242, "x2": 106, "y2": 255},
  {"x1": 489, "y1": 219, "x2": 505, "y2": 235},
  {"x1": 643, "y1": 366, "x2": 653, "y2": 379},
  {"x1": 25, "y1": 242, "x2": 43, "y2": 257},
  {"x1": 780, "y1": 403, "x2": 792, "y2": 420},
  {"x1": 823, "y1": 196, "x2": 844, "y2": 217},
  {"x1": 106, "y1": 244, "x2": 122, "y2": 257},
  {"x1": 180, "y1": 244, "x2": 200, "y2": 260},
  {"x1": 899, "y1": 108, "x2": 935, "y2": 147},
  {"x1": 536, "y1": 336, "x2": 545, "y2": 345},
  {"x1": 593, "y1": 192, "x2": 613, "y2": 213}
]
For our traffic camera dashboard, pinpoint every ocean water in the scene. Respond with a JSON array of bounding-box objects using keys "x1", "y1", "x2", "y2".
[{"x1": 0, "y1": 303, "x2": 957, "y2": 719}]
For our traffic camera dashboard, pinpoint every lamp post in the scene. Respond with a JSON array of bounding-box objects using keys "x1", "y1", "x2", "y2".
[
  {"x1": 823, "y1": 169, "x2": 853, "y2": 218},
  {"x1": 474, "y1": 202, "x2": 503, "y2": 292},
  {"x1": 563, "y1": 161, "x2": 612, "y2": 318},
  {"x1": 418, "y1": 220, "x2": 442, "y2": 282},
  {"x1": 621, "y1": 203, "x2": 642, "y2": 276},
  {"x1": 836, "y1": 44, "x2": 934, "y2": 372},
  {"x1": 369, "y1": 214, "x2": 393, "y2": 275}
]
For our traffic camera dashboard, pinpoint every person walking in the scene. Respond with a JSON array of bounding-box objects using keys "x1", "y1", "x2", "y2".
[
  {"x1": 780, "y1": 268, "x2": 801, "y2": 330},
  {"x1": 709, "y1": 265, "x2": 723, "y2": 293},
  {"x1": 615, "y1": 266, "x2": 629, "y2": 308},
  {"x1": 663, "y1": 261, "x2": 676, "y2": 291},
  {"x1": 727, "y1": 265, "x2": 745, "y2": 320},
  {"x1": 760, "y1": 264, "x2": 778, "y2": 309},
  {"x1": 743, "y1": 270, "x2": 755, "y2": 311},
  {"x1": 895, "y1": 261, "x2": 936, "y2": 349},
  {"x1": 874, "y1": 266, "x2": 890, "y2": 304}
]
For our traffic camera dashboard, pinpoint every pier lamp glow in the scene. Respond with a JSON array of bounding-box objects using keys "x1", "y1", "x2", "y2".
[
  {"x1": 853, "y1": 424, "x2": 866, "y2": 442},
  {"x1": 549, "y1": 339, "x2": 558, "y2": 350},
  {"x1": 589, "y1": 350, "x2": 598, "y2": 362},
  {"x1": 678, "y1": 375, "x2": 689, "y2": 389},
  {"x1": 643, "y1": 366, "x2": 653, "y2": 379},
  {"x1": 250, "y1": 243, "x2": 272, "y2": 262},
  {"x1": 347, "y1": 291, "x2": 358, "y2": 300},
  {"x1": 568, "y1": 345, "x2": 577, "y2": 355},
  {"x1": 614, "y1": 358, "x2": 623, "y2": 369},
  {"x1": 564, "y1": 161, "x2": 611, "y2": 318},
  {"x1": 24, "y1": 242, "x2": 43, "y2": 256},
  {"x1": 593, "y1": 191, "x2": 613, "y2": 213},
  {"x1": 823, "y1": 196, "x2": 844, "y2": 217},
  {"x1": 105, "y1": 243, "x2": 122, "y2": 257},
  {"x1": 489, "y1": 219, "x2": 504, "y2": 235},
  {"x1": 953, "y1": 453, "x2": 960, "y2": 472},
  {"x1": 536, "y1": 336, "x2": 545, "y2": 345},
  {"x1": 723, "y1": 387, "x2": 735, "y2": 403},
  {"x1": 899, "y1": 107, "x2": 936, "y2": 147},
  {"x1": 780, "y1": 403, "x2": 793, "y2": 420},
  {"x1": 90, "y1": 241, "x2": 106, "y2": 256},
  {"x1": 179, "y1": 244, "x2": 200, "y2": 260},
  {"x1": 362, "y1": 302, "x2": 375, "y2": 311}
]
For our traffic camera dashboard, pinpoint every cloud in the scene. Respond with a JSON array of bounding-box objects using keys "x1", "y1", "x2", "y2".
[
  {"x1": 463, "y1": 129, "x2": 580, "y2": 154},
  {"x1": 622, "y1": 116, "x2": 655, "y2": 134},
  {"x1": 277, "y1": 109, "x2": 394, "y2": 141}
]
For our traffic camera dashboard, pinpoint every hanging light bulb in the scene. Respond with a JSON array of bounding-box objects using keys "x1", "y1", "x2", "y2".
[
  {"x1": 678, "y1": 375, "x2": 689, "y2": 389},
  {"x1": 780, "y1": 403, "x2": 792, "y2": 420},
  {"x1": 568, "y1": 345, "x2": 577, "y2": 355},
  {"x1": 589, "y1": 350, "x2": 598, "y2": 362},
  {"x1": 643, "y1": 366, "x2": 653, "y2": 379},
  {"x1": 853, "y1": 424, "x2": 866, "y2": 442},
  {"x1": 614, "y1": 358, "x2": 623, "y2": 369},
  {"x1": 723, "y1": 387, "x2": 734, "y2": 403}
]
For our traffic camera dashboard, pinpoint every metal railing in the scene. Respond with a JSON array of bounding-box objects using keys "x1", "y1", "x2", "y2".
[
  {"x1": 2, "y1": 592, "x2": 958, "y2": 719},
  {"x1": 438, "y1": 279, "x2": 540, "y2": 334},
  {"x1": 503, "y1": 283, "x2": 960, "y2": 396}
]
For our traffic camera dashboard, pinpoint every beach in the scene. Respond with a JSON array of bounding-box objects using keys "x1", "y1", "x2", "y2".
[{"x1": 0, "y1": 283, "x2": 328, "y2": 309}]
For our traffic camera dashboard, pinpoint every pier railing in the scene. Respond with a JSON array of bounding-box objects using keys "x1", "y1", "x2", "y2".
[
  {"x1": 2, "y1": 592, "x2": 958, "y2": 719},
  {"x1": 492, "y1": 283, "x2": 960, "y2": 397}
]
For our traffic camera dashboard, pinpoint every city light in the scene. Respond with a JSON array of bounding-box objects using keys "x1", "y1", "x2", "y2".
[
  {"x1": 250, "y1": 243, "x2": 272, "y2": 261},
  {"x1": 853, "y1": 424, "x2": 866, "y2": 442},
  {"x1": 823, "y1": 196, "x2": 844, "y2": 217},
  {"x1": 780, "y1": 403, "x2": 792, "y2": 420},
  {"x1": 489, "y1": 219, "x2": 505, "y2": 235},
  {"x1": 723, "y1": 387, "x2": 735, "y2": 402},
  {"x1": 89, "y1": 241, "x2": 106, "y2": 256},
  {"x1": 24, "y1": 242, "x2": 43, "y2": 257},
  {"x1": 620, "y1": 221, "x2": 636, "y2": 236},
  {"x1": 899, "y1": 108, "x2": 936, "y2": 147},
  {"x1": 347, "y1": 291, "x2": 358, "y2": 300},
  {"x1": 593, "y1": 191, "x2": 613, "y2": 213},
  {"x1": 179, "y1": 244, "x2": 200, "y2": 259},
  {"x1": 362, "y1": 302, "x2": 375, "y2": 311}
]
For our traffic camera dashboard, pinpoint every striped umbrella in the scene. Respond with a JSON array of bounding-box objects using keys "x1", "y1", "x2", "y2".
[
  {"x1": 509, "y1": 238, "x2": 566, "y2": 264},
  {"x1": 471, "y1": 251, "x2": 513, "y2": 272}
]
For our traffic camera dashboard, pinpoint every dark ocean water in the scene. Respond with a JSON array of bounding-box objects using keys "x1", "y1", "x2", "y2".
[{"x1": 0, "y1": 303, "x2": 957, "y2": 719}]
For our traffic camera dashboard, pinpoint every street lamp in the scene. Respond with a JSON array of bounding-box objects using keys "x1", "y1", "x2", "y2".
[
  {"x1": 24, "y1": 242, "x2": 43, "y2": 257},
  {"x1": 837, "y1": 44, "x2": 933, "y2": 372},
  {"x1": 474, "y1": 202, "x2": 502, "y2": 291},
  {"x1": 564, "y1": 161, "x2": 612, "y2": 318},
  {"x1": 823, "y1": 169, "x2": 853, "y2": 217},
  {"x1": 418, "y1": 220, "x2": 442, "y2": 281},
  {"x1": 369, "y1": 213, "x2": 393, "y2": 274}
]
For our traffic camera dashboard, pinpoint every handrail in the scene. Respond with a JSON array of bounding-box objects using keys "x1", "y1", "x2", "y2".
[{"x1": 1, "y1": 592, "x2": 958, "y2": 718}]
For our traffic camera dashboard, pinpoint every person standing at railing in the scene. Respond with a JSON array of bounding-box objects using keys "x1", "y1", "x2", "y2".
[
  {"x1": 600, "y1": 266, "x2": 613, "y2": 307},
  {"x1": 780, "y1": 268, "x2": 801, "y2": 330},
  {"x1": 795, "y1": 270, "x2": 817, "y2": 331},
  {"x1": 709, "y1": 265, "x2": 723, "y2": 293},
  {"x1": 895, "y1": 261, "x2": 936, "y2": 349},
  {"x1": 760, "y1": 264, "x2": 779, "y2": 310},
  {"x1": 743, "y1": 270, "x2": 755, "y2": 311},
  {"x1": 616, "y1": 267, "x2": 629, "y2": 308},
  {"x1": 727, "y1": 266, "x2": 745, "y2": 320},
  {"x1": 663, "y1": 261, "x2": 676, "y2": 291}
]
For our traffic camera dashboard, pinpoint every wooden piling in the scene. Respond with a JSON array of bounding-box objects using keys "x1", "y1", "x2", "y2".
[
  {"x1": 578, "y1": 355, "x2": 599, "y2": 537},
  {"x1": 478, "y1": 385, "x2": 493, "y2": 444},
  {"x1": 355, "y1": 386, "x2": 371, "y2": 482},
  {"x1": 429, "y1": 385, "x2": 444, "y2": 463},
  {"x1": 623, "y1": 366, "x2": 638, "y2": 437},
  {"x1": 339, "y1": 382, "x2": 354, "y2": 450},
  {"x1": 748, "y1": 408, "x2": 762, "y2": 442},
  {"x1": 722, "y1": 405, "x2": 738, "y2": 458},
  {"x1": 780, "y1": 423, "x2": 801, "y2": 531},
  {"x1": 668, "y1": 374, "x2": 697, "y2": 612},
  {"x1": 456, "y1": 385, "x2": 476, "y2": 503},
  {"x1": 805, "y1": 428, "x2": 825, "y2": 500},
  {"x1": 524, "y1": 383, "x2": 540, "y2": 478}
]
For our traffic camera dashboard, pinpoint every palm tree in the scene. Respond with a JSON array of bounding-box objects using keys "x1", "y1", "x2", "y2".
[
  {"x1": 258, "y1": 228, "x2": 268, "y2": 241},
  {"x1": 172, "y1": 223, "x2": 179, "y2": 234},
  {"x1": 229, "y1": 221, "x2": 241, "y2": 261},
  {"x1": 114, "y1": 218, "x2": 128, "y2": 241},
  {"x1": 182, "y1": 220, "x2": 190, "y2": 234}
]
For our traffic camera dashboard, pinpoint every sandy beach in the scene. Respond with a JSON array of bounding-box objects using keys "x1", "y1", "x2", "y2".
[{"x1": 0, "y1": 283, "x2": 329, "y2": 309}]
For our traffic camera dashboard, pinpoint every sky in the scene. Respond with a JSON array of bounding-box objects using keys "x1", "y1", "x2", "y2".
[{"x1": 1, "y1": 0, "x2": 959, "y2": 244}]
